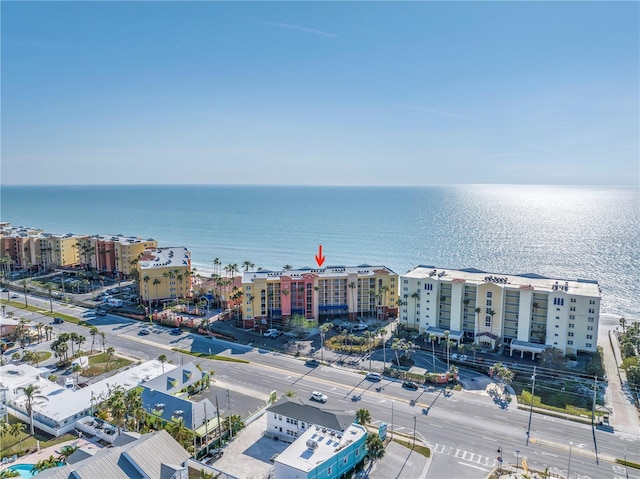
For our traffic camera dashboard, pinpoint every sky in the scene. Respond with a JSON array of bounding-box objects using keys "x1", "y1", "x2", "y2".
[{"x1": 1, "y1": 1, "x2": 638, "y2": 186}]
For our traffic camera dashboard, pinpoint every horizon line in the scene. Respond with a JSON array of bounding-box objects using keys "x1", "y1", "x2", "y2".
[{"x1": 1, "y1": 183, "x2": 637, "y2": 188}]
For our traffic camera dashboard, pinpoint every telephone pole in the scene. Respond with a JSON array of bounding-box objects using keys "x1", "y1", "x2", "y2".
[
  {"x1": 526, "y1": 366, "x2": 536, "y2": 445},
  {"x1": 227, "y1": 388, "x2": 233, "y2": 439}
]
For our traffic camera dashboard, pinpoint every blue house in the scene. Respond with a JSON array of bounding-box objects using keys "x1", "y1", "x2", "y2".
[{"x1": 273, "y1": 423, "x2": 367, "y2": 479}]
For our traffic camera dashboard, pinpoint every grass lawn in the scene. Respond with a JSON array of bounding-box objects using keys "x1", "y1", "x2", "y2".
[
  {"x1": 391, "y1": 437, "x2": 431, "y2": 458},
  {"x1": 1, "y1": 418, "x2": 76, "y2": 459},
  {"x1": 0, "y1": 300, "x2": 91, "y2": 327},
  {"x1": 83, "y1": 352, "x2": 133, "y2": 377},
  {"x1": 171, "y1": 348, "x2": 249, "y2": 363}
]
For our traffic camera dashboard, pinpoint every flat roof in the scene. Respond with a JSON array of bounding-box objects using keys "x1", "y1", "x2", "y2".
[
  {"x1": 13, "y1": 360, "x2": 177, "y2": 423},
  {"x1": 0, "y1": 364, "x2": 42, "y2": 390},
  {"x1": 403, "y1": 266, "x2": 600, "y2": 297},
  {"x1": 275, "y1": 423, "x2": 366, "y2": 473},
  {"x1": 243, "y1": 265, "x2": 396, "y2": 283},
  {"x1": 138, "y1": 247, "x2": 190, "y2": 270}
]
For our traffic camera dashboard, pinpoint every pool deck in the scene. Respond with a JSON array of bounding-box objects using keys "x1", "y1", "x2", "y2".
[{"x1": 1, "y1": 435, "x2": 104, "y2": 472}]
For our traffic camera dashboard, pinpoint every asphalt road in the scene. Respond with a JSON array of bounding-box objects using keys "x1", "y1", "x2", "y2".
[{"x1": 4, "y1": 295, "x2": 640, "y2": 479}]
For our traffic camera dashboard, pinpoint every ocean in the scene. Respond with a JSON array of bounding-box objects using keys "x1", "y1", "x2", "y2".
[{"x1": 1, "y1": 184, "x2": 638, "y2": 319}]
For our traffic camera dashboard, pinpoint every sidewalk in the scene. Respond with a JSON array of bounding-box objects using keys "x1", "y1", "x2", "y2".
[{"x1": 601, "y1": 328, "x2": 640, "y2": 436}]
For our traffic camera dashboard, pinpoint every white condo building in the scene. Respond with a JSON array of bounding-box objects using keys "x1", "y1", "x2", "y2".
[{"x1": 399, "y1": 266, "x2": 601, "y2": 357}]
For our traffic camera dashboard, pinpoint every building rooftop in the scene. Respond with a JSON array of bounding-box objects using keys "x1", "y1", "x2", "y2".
[
  {"x1": 0, "y1": 363, "x2": 42, "y2": 392},
  {"x1": 275, "y1": 423, "x2": 367, "y2": 473},
  {"x1": 8, "y1": 360, "x2": 176, "y2": 423},
  {"x1": 138, "y1": 247, "x2": 190, "y2": 270},
  {"x1": 243, "y1": 264, "x2": 396, "y2": 283},
  {"x1": 267, "y1": 398, "x2": 355, "y2": 432},
  {"x1": 37, "y1": 430, "x2": 190, "y2": 479},
  {"x1": 403, "y1": 265, "x2": 600, "y2": 297}
]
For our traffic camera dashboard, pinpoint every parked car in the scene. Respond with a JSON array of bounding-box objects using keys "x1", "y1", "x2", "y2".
[
  {"x1": 305, "y1": 359, "x2": 320, "y2": 367},
  {"x1": 10, "y1": 294, "x2": 19, "y2": 299},
  {"x1": 459, "y1": 354, "x2": 468, "y2": 362},
  {"x1": 170, "y1": 328, "x2": 182, "y2": 335},
  {"x1": 139, "y1": 328, "x2": 151, "y2": 336},
  {"x1": 95, "y1": 309, "x2": 107, "y2": 316},
  {"x1": 1, "y1": 288, "x2": 8, "y2": 292},
  {"x1": 451, "y1": 353, "x2": 459, "y2": 360},
  {"x1": 402, "y1": 381, "x2": 419, "y2": 390},
  {"x1": 366, "y1": 372, "x2": 382, "y2": 382},
  {"x1": 350, "y1": 323, "x2": 368, "y2": 332},
  {"x1": 53, "y1": 317, "x2": 64, "y2": 324},
  {"x1": 311, "y1": 391, "x2": 328, "y2": 403},
  {"x1": 264, "y1": 328, "x2": 282, "y2": 338}
]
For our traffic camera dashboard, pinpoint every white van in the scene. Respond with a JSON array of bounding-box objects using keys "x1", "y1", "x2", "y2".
[{"x1": 366, "y1": 372, "x2": 382, "y2": 382}]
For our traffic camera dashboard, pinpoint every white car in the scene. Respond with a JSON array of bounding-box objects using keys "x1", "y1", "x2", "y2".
[
  {"x1": 350, "y1": 323, "x2": 368, "y2": 332},
  {"x1": 459, "y1": 354, "x2": 468, "y2": 362},
  {"x1": 311, "y1": 391, "x2": 328, "y2": 403},
  {"x1": 264, "y1": 329, "x2": 281, "y2": 338},
  {"x1": 451, "y1": 353, "x2": 459, "y2": 360}
]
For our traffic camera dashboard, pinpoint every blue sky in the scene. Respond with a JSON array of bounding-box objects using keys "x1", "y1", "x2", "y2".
[{"x1": 1, "y1": 1, "x2": 638, "y2": 186}]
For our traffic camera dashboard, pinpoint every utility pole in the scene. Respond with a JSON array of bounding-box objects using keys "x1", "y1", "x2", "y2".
[
  {"x1": 526, "y1": 366, "x2": 536, "y2": 446},
  {"x1": 227, "y1": 388, "x2": 232, "y2": 439},
  {"x1": 592, "y1": 375, "x2": 599, "y2": 464},
  {"x1": 412, "y1": 415, "x2": 416, "y2": 449},
  {"x1": 204, "y1": 402, "x2": 209, "y2": 454},
  {"x1": 215, "y1": 395, "x2": 223, "y2": 445}
]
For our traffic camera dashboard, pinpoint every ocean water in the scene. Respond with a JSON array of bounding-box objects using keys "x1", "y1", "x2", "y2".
[{"x1": 1, "y1": 184, "x2": 638, "y2": 318}]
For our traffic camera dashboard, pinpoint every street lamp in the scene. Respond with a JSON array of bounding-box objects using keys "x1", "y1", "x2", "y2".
[
  {"x1": 567, "y1": 442, "x2": 573, "y2": 479},
  {"x1": 391, "y1": 400, "x2": 394, "y2": 440},
  {"x1": 515, "y1": 450, "x2": 520, "y2": 473},
  {"x1": 412, "y1": 415, "x2": 416, "y2": 448}
]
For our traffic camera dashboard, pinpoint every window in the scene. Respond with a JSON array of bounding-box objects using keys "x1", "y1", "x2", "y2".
[
  {"x1": 568, "y1": 340, "x2": 573, "y2": 345},
  {"x1": 589, "y1": 300, "x2": 596, "y2": 305},
  {"x1": 553, "y1": 298, "x2": 564, "y2": 306},
  {"x1": 588, "y1": 308, "x2": 595, "y2": 314},
  {"x1": 586, "y1": 343, "x2": 592, "y2": 348},
  {"x1": 570, "y1": 307, "x2": 576, "y2": 311},
  {"x1": 568, "y1": 323, "x2": 575, "y2": 329},
  {"x1": 588, "y1": 317, "x2": 594, "y2": 322},
  {"x1": 403, "y1": 287, "x2": 408, "y2": 292},
  {"x1": 587, "y1": 326, "x2": 593, "y2": 331},
  {"x1": 556, "y1": 316, "x2": 560, "y2": 320},
  {"x1": 486, "y1": 299, "x2": 492, "y2": 307},
  {"x1": 586, "y1": 334, "x2": 593, "y2": 339},
  {"x1": 403, "y1": 279, "x2": 408, "y2": 284},
  {"x1": 425, "y1": 283, "x2": 433, "y2": 291},
  {"x1": 569, "y1": 315, "x2": 575, "y2": 320},
  {"x1": 327, "y1": 467, "x2": 332, "y2": 475},
  {"x1": 568, "y1": 332, "x2": 574, "y2": 337},
  {"x1": 485, "y1": 316, "x2": 491, "y2": 327},
  {"x1": 555, "y1": 325, "x2": 559, "y2": 328},
  {"x1": 356, "y1": 448, "x2": 360, "y2": 457},
  {"x1": 554, "y1": 333, "x2": 558, "y2": 337},
  {"x1": 487, "y1": 292, "x2": 493, "y2": 298},
  {"x1": 570, "y1": 298, "x2": 576, "y2": 303}
]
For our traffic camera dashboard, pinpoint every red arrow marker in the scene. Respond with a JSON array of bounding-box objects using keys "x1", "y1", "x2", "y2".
[{"x1": 315, "y1": 245, "x2": 325, "y2": 267}]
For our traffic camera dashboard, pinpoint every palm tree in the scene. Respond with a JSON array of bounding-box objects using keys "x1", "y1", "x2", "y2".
[
  {"x1": 57, "y1": 445, "x2": 77, "y2": 463},
  {"x1": 474, "y1": 307, "x2": 481, "y2": 342},
  {"x1": 21, "y1": 384, "x2": 41, "y2": 435},
  {"x1": 10, "y1": 422, "x2": 26, "y2": 451},
  {"x1": 153, "y1": 278, "x2": 161, "y2": 306},
  {"x1": 284, "y1": 389, "x2": 296, "y2": 398},
  {"x1": 488, "y1": 308, "x2": 497, "y2": 347},
  {"x1": 125, "y1": 387, "x2": 145, "y2": 432},
  {"x1": 158, "y1": 354, "x2": 168, "y2": 374},
  {"x1": 99, "y1": 331, "x2": 106, "y2": 352},
  {"x1": 410, "y1": 291, "x2": 420, "y2": 328},
  {"x1": 143, "y1": 274, "x2": 150, "y2": 305},
  {"x1": 21, "y1": 279, "x2": 29, "y2": 307},
  {"x1": 46, "y1": 282, "x2": 56, "y2": 313},
  {"x1": 619, "y1": 317, "x2": 627, "y2": 332},
  {"x1": 242, "y1": 260, "x2": 254, "y2": 272},
  {"x1": 31, "y1": 455, "x2": 59, "y2": 474},
  {"x1": 105, "y1": 347, "x2": 115, "y2": 371},
  {"x1": 35, "y1": 322, "x2": 44, "y2": 344},
  {"x1": 356, "y1": 408, "x2": 371, "y2": 426},
  {"x1": 379, "y1": 285, "x2": 390, "y2": 319},
  {"x1": 75, "y1": 334, "x2": 86, "y2": 354},
  {"x1": 366, "y1": 433, "x2": 385, "y2": 469},
  {"x1": 319, "y1": 323, "x2": 331, "y2": 364},
  {"x1": 444, "y1": 330, "x2": 450, "y2": 372},
  {"x1": 72, "y1": 363, "x2": 82, "y2": 386},
  {"x1": 348, "y1": 281, "x2": 357, "y2": 320},
  {"x1": 89, "y1": 326, "x2": 99, "y2": 353},
  {"x1": 105, "y1": 385, "x2": 127, "y2": 435},
  {"x1": 391, "y1": 338, "x2": 403, "y2": 366},
  {"x1": 44, "y1": 324, "x2": 53, "y2": 341}
]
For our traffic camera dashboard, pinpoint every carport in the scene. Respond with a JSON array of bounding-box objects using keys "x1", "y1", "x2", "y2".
[{"x1": 510, "y1": 339, "x2": 546, "y2": 359}]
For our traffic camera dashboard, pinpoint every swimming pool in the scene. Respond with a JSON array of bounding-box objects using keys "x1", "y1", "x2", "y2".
[{"x1": 7, "y1": 463, "x2": 62, "y2": 478}]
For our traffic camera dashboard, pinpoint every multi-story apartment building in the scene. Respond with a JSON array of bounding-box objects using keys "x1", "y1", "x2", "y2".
[
  {"x1": 400, "y1": 266, "x2": 601, "y2": 356},
  {"x1": 137, "y1": 247, "x2": 192, "y2": 305},
  {"x1": 87, "y1": 234, "x2": 158, "y2": 276},
  {"x1": 242, "y1": 265, "x2": 398, "y2": 323}
]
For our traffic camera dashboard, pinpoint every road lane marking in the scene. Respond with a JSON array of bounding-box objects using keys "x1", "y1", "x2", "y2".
[{"x1": 458, "y1": 462, "x2": 489, "y2": 471}]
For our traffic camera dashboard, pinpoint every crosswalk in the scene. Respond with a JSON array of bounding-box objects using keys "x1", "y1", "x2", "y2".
[{"x1": 430, "y1": 443, "x2": 497, "y2": 469}]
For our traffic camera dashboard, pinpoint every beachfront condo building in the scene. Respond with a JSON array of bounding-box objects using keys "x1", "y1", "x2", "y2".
[
  {"x1": 242, "y1": 265, "x2": 398, "y2": 324},
  {"x1": 399, "y1": 266, "x2": 601, "y2": 356},
  {"x1": 0, "y1": 224, "x2": 157, "y2": 279},
  {"x1": 136, "y1": 246, "x2": 192, "y2": 305}
]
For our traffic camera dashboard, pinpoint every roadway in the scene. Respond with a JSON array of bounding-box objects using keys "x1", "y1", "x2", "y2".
[{"x1": 3, "y1": 295, "x2": 639, "y2": 479}]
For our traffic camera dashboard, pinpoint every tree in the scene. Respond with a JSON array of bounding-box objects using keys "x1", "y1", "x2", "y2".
[
  {"x1": 106, "y1": 347, "x2": 115, "y2": 372},
  {"x1": 348, "y1": 281, "x2": 357, "y2": 320},
  {"x1": 46, "y1": 282, "x2": 56, "y2": 313},
  {"x1": 228, "y1": 414, "x2": 244, "y2": 435},
  {"x1": 539, "y1": 347, "x2": 567, "y2": 371},
  {"x1": 489, "y1": 362, "x2": 515, "y2": 399},
  {"x1": 366, "y1": 433, "x2": 385, "y2": 468},
  {"x1": 105, "y1": 384, "x2": 127, "y2": 435},
  {"x1": 9, "y1": 421, "x2": 25, "y2": 451},
  {"x1": 429, "y1": 333, "x2": 437, "y2": 371},
  {"x1": 444, "y1": 330, "x2": 451, "y2": 371},
  {"x1": 21, "y1": 279, "x2": 29, "y2": 307},
  {"x1": 284, "y1": 389, "x2": 296, "y2": 398},
  {"x1": 391, "y1": 338, "x2": 404, "y2": 366},
  {"x1": 31, "y1": 456, "x2": 59, "y2": 474},
  {"x1": 125, "y1": 387, "x2": 145, "y2": 433},
  {"x1": 153, "y1": 278, "x2": 162, "y2": 306},
  {"x1": 619, "y1": 317, "x2": 627, "y2": 332},
  {"x1": 356, "y1": 408, "x2": 371, "y2": 426},
  {"x1": 158, "y1": 354, "x2": 168, "y2": 374},
  {"x1": 474, "y1": 307, "x2": 481, "y2": 340},
  {"x1": 72, "y1": 363, "x2": 82, "y2": 386},
  {"x1": 21, "y1": 383, "x2": 42, "y2": 435},
  {"x1": 75, "y1": 334, "x2": 86, "y2": 355},
  {"x1": 319, "y1": 323, "x2": 331, "y2": 364},
  {"x1": 468, "y1": 343, "x2": 482, "y2": 364},
  {"x1": 100, "y1": 331, "x2": 106, "y2": 352},
  {"x1": 57, "y1": 445, "x2": 78, "y2": 463},
  {"x1": 242, "y1": 260, "x2": 254, "y2": 272},
  {"x1": 89, "y1": 326, "x2": 99, "y2": 353}
]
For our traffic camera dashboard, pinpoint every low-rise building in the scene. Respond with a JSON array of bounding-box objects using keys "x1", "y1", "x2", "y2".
[
  {"x1": 265, "y1": 398, "x2": 355, "y2": 443},
  {"x1": 400, "y1": 265, "x2": 601, "y2": 356},
  {"x1": 37, "y1": 429, "x2": 191, "y2": 479},
  {"x1": 274, "y1": 423, "x2": 367, "y2": 479},
  {"x1": 1, "y1": 360, "x2": 175, "y2": 437}
]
